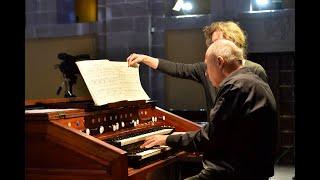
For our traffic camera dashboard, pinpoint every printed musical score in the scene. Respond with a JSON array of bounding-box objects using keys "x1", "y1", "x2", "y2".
[{"x1": 76, "y1": 60, "x2": 150, "y2": 106}]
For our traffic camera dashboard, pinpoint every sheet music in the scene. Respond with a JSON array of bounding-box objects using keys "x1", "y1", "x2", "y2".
[{"x1": 76, "y1": 60, "x2": 150, "y2": 106}]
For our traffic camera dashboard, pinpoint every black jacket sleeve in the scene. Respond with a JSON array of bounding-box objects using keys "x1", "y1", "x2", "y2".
[
  {"x1": 251, "y1": 64, "x2": 268, "y2": 83},
  {"x1": 244, "y1": 60, "x2": 268, "y2": 83},
  {"x1": 166, "y1": 84, "x2": 241, "y2": 152},
  {"x1": 157, "y1": 58, "x2": 206, "y2": 83}
]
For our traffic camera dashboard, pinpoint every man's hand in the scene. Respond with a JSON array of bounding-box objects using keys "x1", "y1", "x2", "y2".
[
  {"x1": 127, "y1": 53, "x2": 145, "y2": 67},
  {"x1": 127, "y1": 53, "x2": 159, "y2": 69},
  {"x1": 140, "y1": 135, "x2": 168, "y2": 148}
]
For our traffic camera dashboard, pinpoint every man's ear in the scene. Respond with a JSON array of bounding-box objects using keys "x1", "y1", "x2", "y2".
[{"x1": 217, "y1": 56, "x2": 225, "y2": 69}]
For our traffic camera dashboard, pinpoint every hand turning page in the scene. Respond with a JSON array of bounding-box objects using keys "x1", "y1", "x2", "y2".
[{"x1": 76, "y1": 59, "x2": 150, "y2": 106}]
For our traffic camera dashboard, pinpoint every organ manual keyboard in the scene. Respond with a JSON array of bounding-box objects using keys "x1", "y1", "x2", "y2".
[{"x1": 25, "y1": 97, "x2": 201, "y2": 180}]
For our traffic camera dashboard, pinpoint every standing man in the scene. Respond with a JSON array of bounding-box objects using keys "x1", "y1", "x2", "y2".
[{"x1": 140, "y1": 39, "x2": 278, "y2": 180}]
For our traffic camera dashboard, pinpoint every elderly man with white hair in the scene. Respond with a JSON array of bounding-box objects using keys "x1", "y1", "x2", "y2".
[{"x1": 141, "y1": 39, "x2": 278, "y2": 180}]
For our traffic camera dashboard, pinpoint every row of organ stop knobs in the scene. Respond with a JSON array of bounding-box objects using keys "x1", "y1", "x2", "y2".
[{"x1": 82, "y1": 115, "x2": 166, "y2": 135}]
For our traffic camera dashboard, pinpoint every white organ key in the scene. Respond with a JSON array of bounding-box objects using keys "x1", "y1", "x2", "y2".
[
  {"x1": 137, "y1": 149, "x2": 161, "y2": 159},
  {"x1": 117, "y1": 128, "x2": 174, "y2": 146}
]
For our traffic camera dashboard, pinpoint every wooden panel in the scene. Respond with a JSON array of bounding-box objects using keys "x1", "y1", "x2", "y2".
[
  {"x1": 26, "y1": 97, "x2": 202, "y2": 179},
  {"x1": 128, "y1": 151, "x2": 186, "y2": 179},
  {"x1": 25, "y1": 97, "x2": 91, "y2": 106},
  {"x1": 47, "y1": 122, "x2": 126, "y2": 165},
  {"x1": 26, "y1": 120, "x2": 114, "y2": 180},
  {"x1": 25, "y1": 36, "x2": 96, "y2": 99},
  {"x1": 165, "y1": 29, "x2": 207, "y2": 110},
  {"x1": 154, "y1": 107, "x2": 201, "y2": 132},
  {"x1": 26, "y1": 168, "x2": 112, "y2": 180},
  {"x1": 26, "y1": 134, "x2": 109, "y2": 170}
]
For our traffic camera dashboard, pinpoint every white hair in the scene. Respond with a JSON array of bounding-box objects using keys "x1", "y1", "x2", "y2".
[{"x1": 207, "y1": 39, "x2": 244, "y2": 63}]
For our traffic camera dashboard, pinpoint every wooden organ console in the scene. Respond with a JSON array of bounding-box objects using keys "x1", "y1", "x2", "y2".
[{"x1": 25, "y1": 97, "x2": 201, "y2": 180}]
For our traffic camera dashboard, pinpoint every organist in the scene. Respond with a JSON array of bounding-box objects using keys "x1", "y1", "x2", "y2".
[{"x1": 139, "y1": 40, "x2": 278, "y2": 180}]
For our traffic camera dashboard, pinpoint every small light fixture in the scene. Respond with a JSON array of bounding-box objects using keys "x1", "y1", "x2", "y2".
[
  {"x1": 255, "y1": 0, "x2": 270, "y2": 7},
  {"x1": 182, "y1": 2, "x2": 193, "y2": 11},
  {"x1": 172, "y1": 0, "x2": 184, "y2": 11}
]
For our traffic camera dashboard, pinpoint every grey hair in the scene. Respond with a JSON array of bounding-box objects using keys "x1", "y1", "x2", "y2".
[{"x1": 207, "y1": 39, "x2": 244, "y2": 63}]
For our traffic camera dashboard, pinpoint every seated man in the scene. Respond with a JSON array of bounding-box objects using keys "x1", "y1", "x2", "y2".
[{"x1": 140, "y1": 39, "x2": 278, "y2": 180}]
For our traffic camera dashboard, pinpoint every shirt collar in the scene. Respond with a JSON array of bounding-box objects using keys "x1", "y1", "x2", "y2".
[{"x1": 219, "y1": 67, "x2": 250, "y2": 87}]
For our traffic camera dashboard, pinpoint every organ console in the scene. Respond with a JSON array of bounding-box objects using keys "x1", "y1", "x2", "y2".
[{"x1": 25, "y1": 97, "x2": 201, "y2": 180}]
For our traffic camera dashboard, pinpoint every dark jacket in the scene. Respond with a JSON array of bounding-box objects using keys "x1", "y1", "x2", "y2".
[{"x1": 166, "y1": 67, "x2": 278, "y2": 178}]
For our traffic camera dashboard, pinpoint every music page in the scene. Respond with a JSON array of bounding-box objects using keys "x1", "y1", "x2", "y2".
[{"x1": 76, "y1": 60, "x2": 150, "y2": 106}]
